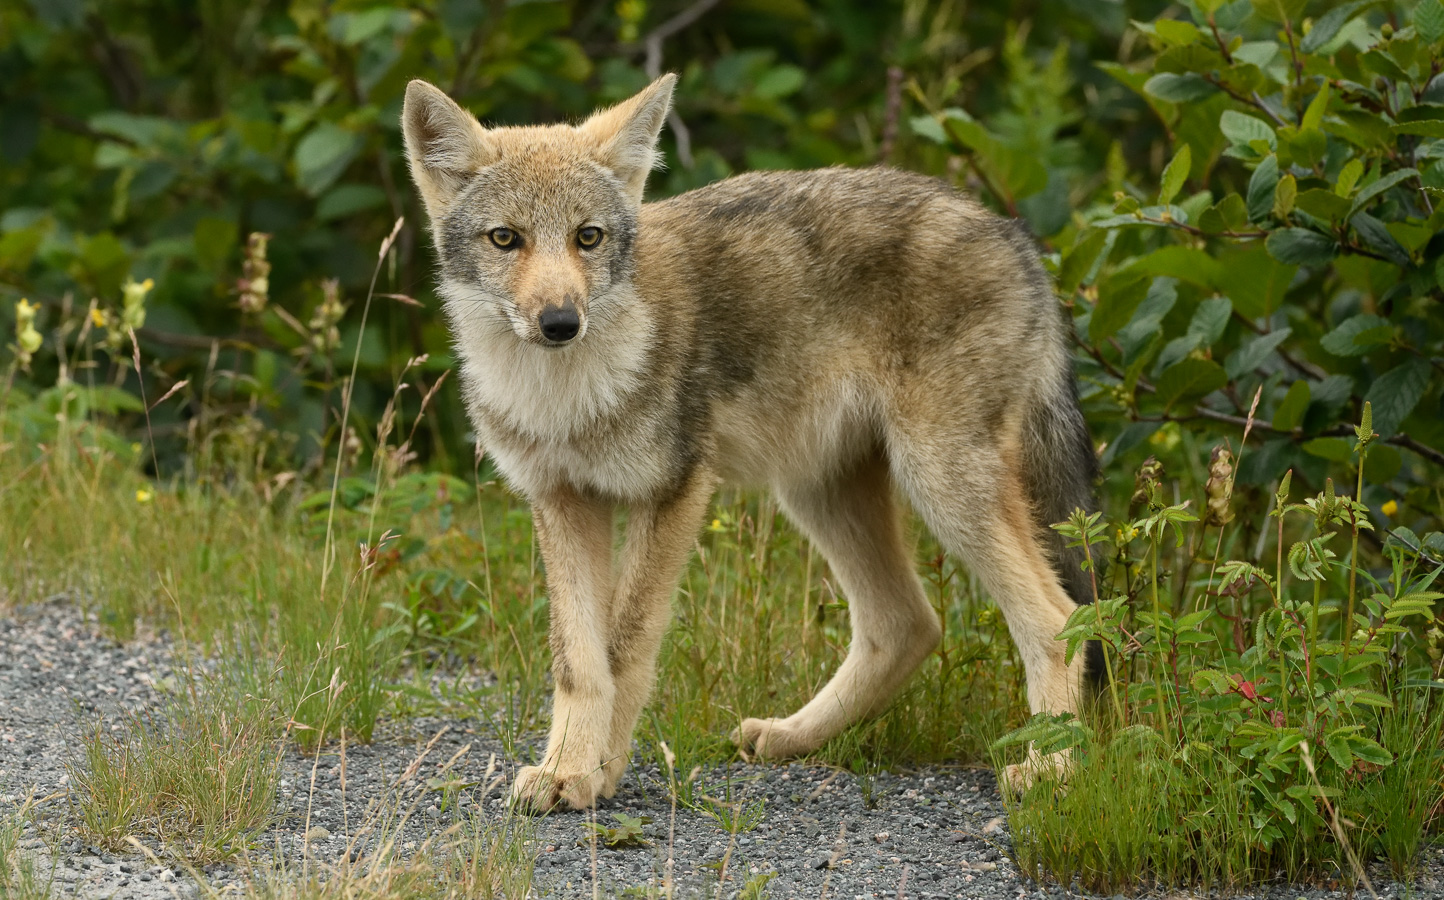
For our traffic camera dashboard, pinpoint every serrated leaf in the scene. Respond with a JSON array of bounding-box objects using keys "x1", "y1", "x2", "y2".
[
  {"x1": 1265, "y1": 228, "x2": 1337, "y2": 265},
  {"x1": 1155, "y1": 358, "x2": 1228, "y2": 409},
  {"x1": 1350, "y1": 736, "x2": 1394, "y2": 766},
  {"x1": 1248, "y1": 156, "x2": 1280, "y2": 222},
  {"x1": 1159, "y1": 144, "x2": 1192, "y2": 205},
  {"x1": 1272, "y1": 380, "x2": 1310, "y2": 431},
  {"x1": 1320, "y1": 314, "x2": 1391, "y2": 357},
  {"x1": 1365, "y1": 356, "x2": 1431, "y2": 438},
  {"x1": 1226, "y1": 328, "x2": 1292, "y2": 378},
  {"x1": 1294, "y1": 188, "x2": 1352, "y2": 221},
  {"x1": 1145, "y1": 73, "x2": 1219, "y2": 102},
  {"x1": 1273, "y1": 174, "x2": 1296, "y2": 218},
  {"x1": 1324, "y1": 731, "x2": 1355, "y2": 769},
  {"x1": 1418, "y1": 0, "x2": 1444, "y2": 44},
  {"x1": 1351, "y1": 211, "x2": 1411, "y2": 265},
  {"x1": 1301, "y1": 1, "x2": 1375, "y2": 53},
  {"x1": 1348, "y1": 168, "x2": 1419, "y2": 217},
  {"x1": 1221, "y1": 111, "x2": 1276, "y2": 150}
]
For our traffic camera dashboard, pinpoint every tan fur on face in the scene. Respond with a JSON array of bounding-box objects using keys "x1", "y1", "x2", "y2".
[{"x1": 403, "y1": 77, "x2": 1099, "y2": 809}]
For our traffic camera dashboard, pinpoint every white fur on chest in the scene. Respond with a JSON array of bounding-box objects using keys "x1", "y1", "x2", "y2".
[{"x1": 443, "y1": 283, "x2": 670, "y2": 499}]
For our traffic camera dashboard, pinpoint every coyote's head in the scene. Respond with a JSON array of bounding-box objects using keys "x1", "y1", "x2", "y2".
[{"x1": 401, "y1": 76, "x2": 674, "y2": 348}]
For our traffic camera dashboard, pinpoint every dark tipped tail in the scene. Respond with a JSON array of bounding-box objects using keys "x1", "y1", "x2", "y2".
[{"x1": 1023, "y1": 361, "x2": 1106, "y2": 682}]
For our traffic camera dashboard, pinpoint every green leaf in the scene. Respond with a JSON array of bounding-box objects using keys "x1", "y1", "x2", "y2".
[
  {"x1": 1271, "y1": 380, "x2": 1310, "y2": 431},
  {"x1": 294, "y1": 122, "x2": 363, "y2": 197},
  {"x1": 1159, "y1": 145, "x2": 1192, "y2": 205},
  {"x1": 1155, "y1": 358, "x2": 1228, "y2": 409},
  {"x1": 1294, "y1": 188, "x2": 1352, "y2": 221},
  {"x1": 1320, "y1": 314, "x2": 1391, "y2": 357},
  {"x1": 1217, "y1": 241, "x2": 1296, "y2": 319},
  {"x1": 1226, "y1": 328, "x2": 1292, "y2": 378},
  {"x1": 1125, "y1": 245, "x2": 1221, "y2": 287},
  {"x1": 1349, "y1": 736, "x2": 1394, "y2": 766},
  {"x1": 193, "y1": 216, "x2": 238, "y2": 273},
  {"x1": 1197, "y1": 193, "x2": 1250, "y2": 234},
  {"x1": 1221, "y1": 111, "x2": 1277, "y2": 150},
  {"x1": 1301, "y1": 1, "x2": 1375, "y2": 53},
  {"x1": 1145, "y1": 73, "x2": 1219, "y2": 103},
  {"x1": 754, "y1": 65, "x2": 806, "y2": 100},
  {"x1": 1058, "y1": 229, "x2": 1111, "y2": 295},
  {"x1": 1247, "y1": 156, "x2": 1280, "y2": 222},
  {"x1": 1418, "y1": 0, "x2": 1444, "y2": 43},
  {"x1": 1336, "y1": 158, "x2": 1364, "y2": 197},
  {"x1": 1265, "y1": 228, "x2": 1338, "y2": 265},
  {"x1": 1089, "y1": 272, "x2": 1151, "y2": 343},
  {"x1": 1300, "y1": 83, "x2": 1331, "y2": 133},
  {"x1": 1348, "y1": 168, "x2": 1419, "y2": 218},
  {"x1": 1366, "y1": 357, "x2": 1431, "y2": 438},
  {"x1": 1324, "y1": 731, "x2": 1355, "y2": 769},
  {"x1": 1351, "y1": 212, "x2": 1411, "y2": 265},
  {"x1": 317, "y1": 184, "x2": 389, "y2": 221},
  {"x1": 941, "y1": 112, "x2": 1048, "y2": 199},
  {"x1": 909, "y1": 115, "x2": 948, "y2": 145},
  {"x1": 1272, "y1": 173, "x2": 1296, "y2": 219}
]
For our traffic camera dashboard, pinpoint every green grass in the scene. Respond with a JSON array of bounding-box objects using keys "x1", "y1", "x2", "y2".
[
  {"x1": 67, "y1": 668, "x2": 285, "y2": 862},
  {"x1": 0, "y1": 797, "x2": 52, "y2": 900}
]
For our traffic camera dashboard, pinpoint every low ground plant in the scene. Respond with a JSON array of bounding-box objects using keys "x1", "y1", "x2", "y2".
[{"x1": 0, "y1": 798, "x2": 52, "y2": 900}]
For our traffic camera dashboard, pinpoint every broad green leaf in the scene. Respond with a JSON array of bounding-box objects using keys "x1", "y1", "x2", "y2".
[
  {"x1": 1349, "y1": 736, "x2": 1394, "y2": 766},
  {"x1": 1366, "y1": 357, "x2": 1432, "y2": 438},
  {"x1": 1300, "y1": 1, "x2": 1375, "y2": 53},
  {"x1": 1418, "y1": 0, "x2": 1444, "y2": 44},
  {"x1": 1159, "y1": 145, "x2": 1192, "y2": 205},
  {"x1": 1320, "y1": 314, "x2": 1391, "y2": 357},
  {"x1": 1352, "y1": 212, "x2": 1411, "y2": 265},
  {"x1": 1348, "y1": 168, "x2": 1419, "y2": 217},
  {"x1": 1057, "y1": 228, "x2": 1110, "y2": 295},
  {"x1": 1125, "y1": 245, "x2": 1221, "y2": 287},
  {"x1": 1220, "y1": 111, "x2": 1276, "y2": 150},
  {"x1": 1265, "y1": 228, "x2": 1337, "y2": 265},
  {"x1": 1225, "y1": 328, "x2": 1292, "y2": 378},
  {"x1": 1294, "y1": 188, "x2": 1352, "y2": 221},
  {"x1": 909, "y1": 115, "x2": 948, "y2": 145},
  {"x1": 1271, "y1": 380, "x2": 1310, "y2": 432},
  {"x1": 1090, "y1": 272, "x2": 1151, "y2": 342},
  {"x1": 941, "y1": 112, "x2": 1048, "y2": 199},
  {"x1": 1155, "y1": 358, "x2": 1228, "y2": 409},
  {"x1": 1248, "y1": 155, "x2": 1280, "y2": 222},
  {"x1": 1197, "y1": 193, "x2": 1249, "y2": 234},
  {"x1": 1324, "y1": 731, "x2": 1355, "y2": 769},
  {"x1": 1217, "y1": 241, "x2": 1296, "y2": 319},
  {"x1": 294, "y1": 122, "x2": 363, "y2": 197},
  {"x1": 1145, "y1": 73, "x2": 1218, "y2": 102},
  {"x1": 1273, "y1": 174, "x2": 1296, "y2": 219},
  {"x1": 1336, "y1": 158, "x2": 1364, "y2": 197},
  {"x1": 317, "y1": 184, "x2": 388, "y2": 221},
  {"x1": 1301, "y1": 83, "x2": 1331, "y2": 133}
]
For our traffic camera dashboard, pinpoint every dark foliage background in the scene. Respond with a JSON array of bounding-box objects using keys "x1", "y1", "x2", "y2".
[{"x1": 4, "y1": 0, "x2": 1443, "y2": 545}]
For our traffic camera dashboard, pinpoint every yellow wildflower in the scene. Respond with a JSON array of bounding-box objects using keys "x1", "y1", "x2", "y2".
[
  {"x1": 135, "y1": 488, "x2": 153, "y2": 503},
  {"x1": 1381, "y1": 499, "x2": 1398, "y2": 517}
]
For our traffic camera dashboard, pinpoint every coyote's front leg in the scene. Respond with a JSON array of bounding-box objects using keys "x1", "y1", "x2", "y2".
[
  {"x1": 511, "y1": 487, "x2": 616, "y2": 811},
  {"x1": 600, "y1": 469, "x2": 716, "y2": 795}
]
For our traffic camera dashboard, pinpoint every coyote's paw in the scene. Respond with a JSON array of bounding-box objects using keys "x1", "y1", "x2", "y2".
[
  {"x1": 732, "y1": 717, "x2": 811, "y2": 760},
  {"x1": 1001, "y1": 750, "x2": 1072, "y2": 794},
  {"x1": 510, "y1": 761, "x2": 608, "y2": 812}
]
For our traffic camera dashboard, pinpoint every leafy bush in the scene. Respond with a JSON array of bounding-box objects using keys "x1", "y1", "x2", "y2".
[{"x1": 969, "y1": 2, "x2": 1444, "y2": 886}]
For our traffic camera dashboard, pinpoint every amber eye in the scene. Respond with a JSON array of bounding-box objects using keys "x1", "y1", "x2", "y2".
[
  {"x1": 577, "y1": 226, "x2": 602, "y2": 249},
  {"x1": 489, "y1": 227, "x2": 517, "y2": 249}
]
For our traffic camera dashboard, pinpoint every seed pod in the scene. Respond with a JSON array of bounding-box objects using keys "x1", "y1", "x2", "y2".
[
  {"x1": 1204, "y1": 445, "x2": 1235, "y2": 527},
  {"x1": 1131, "y1": 455, "x2": 1164, "y2": 509},
  {"x1": 237, "y1": 232, "x2": 271, "y2": 315}
]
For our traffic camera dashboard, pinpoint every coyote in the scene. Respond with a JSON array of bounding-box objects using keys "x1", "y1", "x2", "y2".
[{"x1": 401, "y1": 74, "x2": 1096, "y2": 810}]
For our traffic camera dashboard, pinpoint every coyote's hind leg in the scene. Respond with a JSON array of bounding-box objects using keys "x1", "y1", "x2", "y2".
[
  {"x1": 734, "y1": 452, "x2": 940, "y2": 759},
  {"x1": 890, "y1": 430, "x2": 1085, "y2": 789}
]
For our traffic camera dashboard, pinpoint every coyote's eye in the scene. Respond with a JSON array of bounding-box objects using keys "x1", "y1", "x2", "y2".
[
  {"x1": 489, "y1": 228, "x2": 518, "y2": 249},
  {"x1": 577, "y1": 226, "x2": 602, "y2": 249}
]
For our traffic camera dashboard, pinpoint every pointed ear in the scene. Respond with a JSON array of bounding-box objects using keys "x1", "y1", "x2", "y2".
[
  {"x1": 580, "y1": 74, "x2": 676, "y2": 204},
  {"x1": 401, "y1": 79, "x2": 493, "y2": 217}
]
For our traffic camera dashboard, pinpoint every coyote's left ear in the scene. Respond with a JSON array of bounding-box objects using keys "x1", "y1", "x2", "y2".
[{"x1": 580, "y1": 74, "x2": 676, "y2": 204}]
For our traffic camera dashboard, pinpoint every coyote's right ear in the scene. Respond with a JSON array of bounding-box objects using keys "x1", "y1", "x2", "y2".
[{"x1": 401, "y1": 80, "x2": 493, "y2": 217}]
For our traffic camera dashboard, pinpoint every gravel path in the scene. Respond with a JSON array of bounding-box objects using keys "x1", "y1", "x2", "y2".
[{"x1": 2, "y1": 599, "x2": 1441, "y2": 899}]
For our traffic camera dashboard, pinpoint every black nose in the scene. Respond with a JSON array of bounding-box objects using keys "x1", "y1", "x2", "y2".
[{"x1": 538, "y1": 305, "x2": 580, "y2": 343}]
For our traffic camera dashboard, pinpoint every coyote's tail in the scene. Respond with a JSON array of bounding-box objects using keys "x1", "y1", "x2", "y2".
[{"x1": 1023, "y1": 354, "x2": 1106, "y2": 680}]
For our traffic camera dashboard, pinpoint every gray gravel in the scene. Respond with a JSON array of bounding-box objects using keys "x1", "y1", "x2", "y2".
[{"x1": 3, "y1": 598, "x2": 1442, "y2": 899}]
